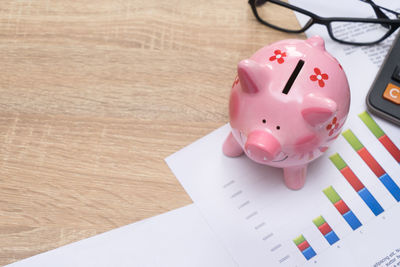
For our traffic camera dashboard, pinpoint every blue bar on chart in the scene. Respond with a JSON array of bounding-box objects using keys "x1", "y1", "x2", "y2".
[
  {"x1": 329, "y1": 153, "x2": 384, "y2": 216},
  {"x1": 323, "y1": 186, "x2": 362, "y2": 230},
  {"x1": 312, "y1": 216, "x2": 340, "y2": 245},
  {"x1": 293, "y1": 234, "x2": 316, "y2": 260},
  {"x1": 342, "y1": 129, "x2": 400, "y2": 202}
]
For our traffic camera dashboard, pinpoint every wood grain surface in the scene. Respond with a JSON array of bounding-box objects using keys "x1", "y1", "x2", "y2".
[{"x1": 0, "y1": 0, "x2": 304, "y2": 265}]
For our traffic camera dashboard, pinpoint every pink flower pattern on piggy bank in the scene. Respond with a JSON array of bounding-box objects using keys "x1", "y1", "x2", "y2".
[
  {"x1": 269, "y1": 49, "x2": 287, "y2": 64},
  {"x1": 310, "y1": 67, "x2": 329, "y2": 88}
]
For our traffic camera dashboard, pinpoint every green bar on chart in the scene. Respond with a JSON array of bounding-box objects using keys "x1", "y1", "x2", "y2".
[
  {"x1": 312, "y1": 216, "x2": 326, "y2": 227},
  {"x1": 342, "y1": 129, "x2": 364, "y2": 151},
  {"x1": 323, "y1": 186, "x2": 341, "y2": 204},
  {"x1": 293, "y1": 234, "x2": 306, "y2": 246},
  {"x1": 329, "y1": 153, "x2": 347, "y2": 170},
  {"x1": 358, "y1": 112, "x2": 385, "y2": 138}
]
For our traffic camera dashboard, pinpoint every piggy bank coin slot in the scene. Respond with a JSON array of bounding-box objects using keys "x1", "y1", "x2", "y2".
[{"x1": 282, "y1": 59, "x2": 305, "y2": 95}]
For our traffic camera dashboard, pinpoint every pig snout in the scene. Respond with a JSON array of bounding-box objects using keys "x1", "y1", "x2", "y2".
[{"x1": 244, "y1": 131, "x2": 281, "y2": 163}]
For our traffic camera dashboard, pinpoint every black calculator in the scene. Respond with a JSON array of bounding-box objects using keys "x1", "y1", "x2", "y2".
[{"x1": 367, "y1": 32, "x2": 400, "y2": 126}]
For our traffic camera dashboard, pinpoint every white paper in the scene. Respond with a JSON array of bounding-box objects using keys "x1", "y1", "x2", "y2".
[
  {"x1": 166, "y1": 2, "x2": 400, "y2": 266},
  {"x1": 6, "y1": 205, "x2": 238, "y2": 267}
]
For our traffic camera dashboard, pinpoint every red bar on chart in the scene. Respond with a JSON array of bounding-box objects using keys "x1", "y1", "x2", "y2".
[
  {"x1": 340, "y1": 167, "x2": 365, "y2": 192},
  {"x1": 357, "y1": 147, "x2": 385, "y2": 177},
  {"x1": 379, "y1": 135, "x2": 400, "y2": 163},
  {"x1": 334, "y1": 200, "x2": 350, "y2": 215}
]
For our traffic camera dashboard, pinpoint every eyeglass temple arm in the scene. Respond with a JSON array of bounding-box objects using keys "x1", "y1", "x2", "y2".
[
  {"x1": 363, "y1": 0, "x2": 389, "y2": 18},
  {"x1": 368, "y1": 2, "x2": 400, "y2": 18},
  {"x1": 359, "y1": 0, "x2": 394, "y2": 29},
  {"x1": 253, "y1": 0, "x2": 267, "y2": 7}
]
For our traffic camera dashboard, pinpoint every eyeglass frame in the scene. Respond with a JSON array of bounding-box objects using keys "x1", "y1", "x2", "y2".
[{"x1": 248, "y1": 0, "x2": 400, "y2": 46}]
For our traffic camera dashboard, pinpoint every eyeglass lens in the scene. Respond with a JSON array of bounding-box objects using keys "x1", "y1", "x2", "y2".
[
  {"x1": 254, "y1": 0, "x2": 311, "y2": 32},
  {"x1": 330, "y1": 21, "x2": 391, "y2": 44}
]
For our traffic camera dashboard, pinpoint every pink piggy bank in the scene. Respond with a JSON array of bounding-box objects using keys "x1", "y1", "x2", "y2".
[{"x1": 223, "y1": 36, "x2": 350, "y2": 190}]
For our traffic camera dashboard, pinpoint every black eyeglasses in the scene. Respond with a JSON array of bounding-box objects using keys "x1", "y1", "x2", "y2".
[{"x1": 248, "y1": 0, "x2": 400, "y2": 45}]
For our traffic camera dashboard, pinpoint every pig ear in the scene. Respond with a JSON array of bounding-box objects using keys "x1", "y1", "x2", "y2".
[
  {"x1": 301, "y1": 93, "x2": 337, "y2": 127},
  {"x1": 305, "y1": 36, "x2": 326, "y2": 51},
  {"x1": 237, "y1": 59, "x2": 268, "y2": 94}
]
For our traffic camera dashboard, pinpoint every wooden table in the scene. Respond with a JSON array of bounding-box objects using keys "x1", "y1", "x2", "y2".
[{"x1": 0, "y1": 0, "x2": 304, "y2": 264}]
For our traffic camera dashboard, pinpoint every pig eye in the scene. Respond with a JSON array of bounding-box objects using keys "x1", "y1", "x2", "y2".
[
  {"x1": 276, "y1": 126, "x2": 280, "y2": 130},
  {"x1": 262, "y1": 119, "x2": 266, "y2": 124}
]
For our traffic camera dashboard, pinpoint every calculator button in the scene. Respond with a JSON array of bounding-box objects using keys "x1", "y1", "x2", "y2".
[
  {"x1": 383, "y1": 83, "x2": 400, "y2": 104},
  {"x1": 392, "y1": 66, "x2": 400, "y2": 83}
]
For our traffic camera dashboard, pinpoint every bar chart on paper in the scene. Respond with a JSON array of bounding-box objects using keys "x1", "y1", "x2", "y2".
[{"x1": 166, "y1": 111, "x2": 400, "y2": 267}]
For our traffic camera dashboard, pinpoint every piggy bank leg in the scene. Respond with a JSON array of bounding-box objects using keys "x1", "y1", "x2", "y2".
[
  {"x1": 223, "y1": 132, "x2": 243, "y2": 157},
  {"x1": 283, "y1": 165, "x2": 307, "y2": 190}
]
